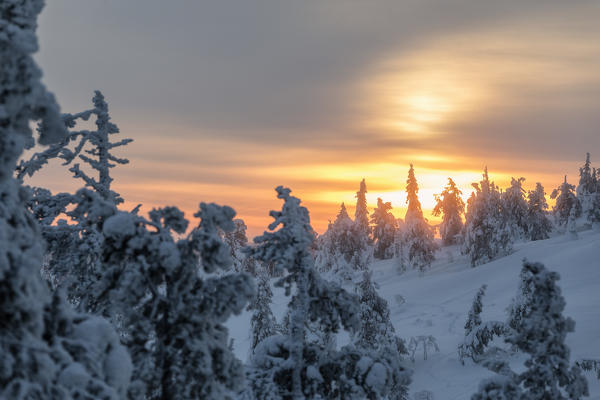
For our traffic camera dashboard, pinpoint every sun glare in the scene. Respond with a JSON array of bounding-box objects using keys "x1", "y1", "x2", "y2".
[{"x1": 360, "y1": 49, "x2": 487, "y2": 137}]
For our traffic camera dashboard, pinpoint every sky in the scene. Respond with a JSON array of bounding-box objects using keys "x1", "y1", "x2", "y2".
[{"x1": 29, "y1": 0, "x2": 600, "y2": 237}]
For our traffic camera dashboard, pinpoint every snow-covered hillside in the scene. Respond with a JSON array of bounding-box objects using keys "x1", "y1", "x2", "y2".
[{"x1": 229, "y1": 229, "x2": 600, "y2": 399}]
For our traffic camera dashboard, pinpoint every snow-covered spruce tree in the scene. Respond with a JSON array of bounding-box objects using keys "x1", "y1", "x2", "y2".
[
  {"x1": 247, "y1": 187, "x2": 404, "y2": 399},
  {"x1": 1, "y1": 1, "x2": 131, "y2": 398},
  {"x1": 17, "y1": 91, "x2": 133, "y2": 312},
  {"x1": 567, "y1": 207, "x2": 578, "y2": 240},
  {"x1": 577, "y1": 153, "x2": 597, "y2": 218},
  {"x1": 17, "y1": 90, "x2": 132, "y2": 204},
  {"x1": 526, "y1": 182, "x2": 552, "y2": 241},
  {"x1": 248, "y1": 269, "x2": 279, "y2": 352},
  {"x1": 403, "y1": 220, "x2": 436, "y2": 273},
  {"x1": 223, "y1": 218, "x2": 259, "y2": 275},
  {"x1": 404, "y1": 164, "x2": 422, "y2": 225},
  {"x1": 350, "y1": 179, "x2": 374, "y2": 271},
  {"x1": 370, "y1": 197, "x2": 397, "y2": 259},
  {"x1": 506, "y1": 258, "x2": 540, "y2": 336},
  {"x1": 315, "y1": 203, "x2": 365, "y2": 281},
  {"x1": 473, "y1": 261, "x2": 588, "y2": 400},
  {"x1": 355, "y1": 178, "x2": 371, "y2": 237},
  {"x1": 246, "y1": 187, "x2": 357, "y2": 398},
  {"x1": 551, "y1": 175, "x2": 581, "y2": 228},
  {"x1": 355, "y1": 271, "x2": 405, "y2": 352},
  {"x1": 315, "y1": 220, "x2": 337, "y2": 274},
  {"x1": 317, "y1": 199, "x2": 372, "y2": 278},
  {"x1": 353, "y1": 271, "x2": 412, "y2": 399},
  {"x1": 502, "y1": 177, "x2": 529, "y2": 240},
  {"x1": 463, "y1": 167, "x2": 512, "y2": 267},
  {"x1": 458, "y1": 285, "x2": 505, "y2": 364},
  {"x1": 76, "y1": 197, "x2": 254, "y2": 399},
  {"x1": 432, "y1": 177, "x2": 465, "y2": 246},
  {"x1": 401, "y1": 165, "x2": 436, "y2": 272}
]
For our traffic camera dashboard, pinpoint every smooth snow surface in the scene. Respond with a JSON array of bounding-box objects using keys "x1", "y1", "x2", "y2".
[{"x1": 229, "y1": 229, "x2": 600, "y2": 398}]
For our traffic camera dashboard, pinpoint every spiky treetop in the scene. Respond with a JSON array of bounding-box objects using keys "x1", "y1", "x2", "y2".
[
  {"x1": 355, "y1": 178, "x2": 370, "y2": 233},
  {"x1": 579, "y1": 153, "x2": 596, "y2": 194},
  {"x1": 336, "y1": 202, "x2": 350, "y2": 222},
  {"x1": 405, "y1": 164, "x2": 423, "y2": 223}
]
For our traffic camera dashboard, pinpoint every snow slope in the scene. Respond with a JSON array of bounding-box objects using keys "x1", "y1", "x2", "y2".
[{"x1": 229, "y1": 229, "x2": 600, "y2": 399}]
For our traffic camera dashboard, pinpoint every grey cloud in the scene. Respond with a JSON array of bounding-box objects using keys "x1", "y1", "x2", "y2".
[{"x1": 37, "y1": 0, "x2": 583, "y2": 143}]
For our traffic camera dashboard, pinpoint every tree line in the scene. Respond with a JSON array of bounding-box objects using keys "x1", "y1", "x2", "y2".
[{"x1": 316, "y1": 153, "x2": 600, "y2": 277}]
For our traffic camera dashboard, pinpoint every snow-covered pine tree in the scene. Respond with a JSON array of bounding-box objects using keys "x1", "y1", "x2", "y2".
[
  {"x1": 18, "y1": 91, "x2": 133, "y2": 312},
  {"x1": 473, "y1": 261, "x2": 589, "y2": 400},
  {"x1": 74, "y1": 197, "x2": 255, "y2": 399},
  {"x1": 401, "y1": 165, "x2": 436, "y2": 272},
  {"x1": 577, "y1": 153, "x2": 597, "y2": 219},
  {"x1": 370, "y1": 198, "x2": 397, "y2": 259},
  {"x1": 1, "y1": 2, "x2": 131, "y2": 397},
  {"x1": 246, "y1": 187, "x2": 358, "y2": 399},
  {"x1": 432, "y1": 177, "x2": 465, "y2": 246},
  {"x1": 526, "y1": 182, "x2": 552, "y2": 241},
  {"x1": 248, "y1": 269, "x2": 279, "y2": 352},
  {"x1": 551, "y1": 175, "x2": 581, "y2": 228},
  {"x1": 458, "y1": 285, "x2": 505, "y2": 364},
  {"x1": 463, "y1": 167, "x2": 512, "y2": 267},
  {"x1": 502, "y1": 177, "x2": 529, "y2": 240},
  {"x1": 247, "y1": 187, "x2": 403, "y2": 399}
]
